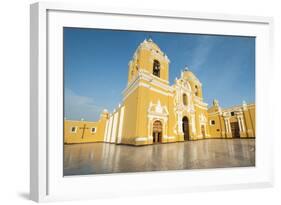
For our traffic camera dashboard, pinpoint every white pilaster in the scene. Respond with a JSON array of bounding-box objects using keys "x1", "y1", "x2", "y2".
[
  {"x1": 117, "y1": 106, "x2": 125, "y2": 143},
  {"x1": 178, "y1": 112, "x2": 183, "y2": 133},
  {"x1": 191, "y1": 114, "x2": 196, "y2": 134},
  {"x1": 110, "y1": 112, "x2": 119, "y2": 143},
  {"x1": 103, "y1": 119, "x2": 109, "y2": 142},
  {"x1": 228, "y1": 119, "x2": 232, "y2": 133},
  {"x1": 240, "y1": 116, "x2": 245, "y2": 132},
  {"x1": 106, "y1": 115, "x2": 113, "y2": 142},
  {"x1": 238, "y1": 117, "x2": 242, "y2": 132}
]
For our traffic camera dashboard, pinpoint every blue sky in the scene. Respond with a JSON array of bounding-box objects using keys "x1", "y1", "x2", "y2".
[{"x1": 64, "y1": 28, "x2": 255, "y2": 121}]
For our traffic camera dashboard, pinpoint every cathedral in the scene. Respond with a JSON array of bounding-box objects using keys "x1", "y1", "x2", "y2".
[{"x1": 64, "y1": 38, "x2": 255, "y2": 145}]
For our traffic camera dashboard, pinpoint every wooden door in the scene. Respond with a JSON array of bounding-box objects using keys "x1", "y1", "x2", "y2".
[
  {"x1": 153, "y1": 121, "x2": 162, "y2": 143},
  {"x1": 182, "y1": 117, "x2": 190, "y2": 141},
  {"x1": 230, "y1": 122, "x2": 240, "y2": 138}
]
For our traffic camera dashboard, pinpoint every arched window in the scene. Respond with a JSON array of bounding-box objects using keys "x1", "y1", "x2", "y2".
[
  {"x1": 195, "y1": 85, "x2": 199, "y2": 96},
  {"x1": 153, "y1": 60, "x2": 160, "y2": 77},
  {"x1": 183, "y1": 93, "x2": 187, "y2": 105}
]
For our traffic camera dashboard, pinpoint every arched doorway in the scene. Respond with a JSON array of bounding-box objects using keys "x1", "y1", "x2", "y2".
[
  {"x1": 182, "y1": 116, "x2": 190, "y2": 141},
  {"x1": 201, "y1": 125, "x2": 206, "y2": 138},
  {"x1": 153, "y1": 120, "x2": 162, "y2": 143},
  {"x1": 230, "y1": 122, "x2": 240, "y2": 138}
]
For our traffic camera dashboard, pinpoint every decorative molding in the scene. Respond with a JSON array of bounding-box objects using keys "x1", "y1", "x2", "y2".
[
  {"x1": 135, "y1": 137, "x2": 148, "y2": 142},
  {"x1": 162, "y1": 136, "x2": 175, "y2": 140}
]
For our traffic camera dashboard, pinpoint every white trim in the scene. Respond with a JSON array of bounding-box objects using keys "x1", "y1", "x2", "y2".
[
  {"x1": 123, "y1": 70, "x2": 174, "y2": 98},
  {"x1": 150, "y1": 86, "x2": 173, "y2": 97},
  {"x1": 135, "y1": 137, "x2": 148, "y2": 142},
  {"x1": 64, "y1": 119, "x2": 99, "y2": 123},
  {"x1": 123, "y1": 81, "x2": 173, "y2": 101},
  {"x1": 162, "y1": 136, "x2": 175, "y2": 140}
]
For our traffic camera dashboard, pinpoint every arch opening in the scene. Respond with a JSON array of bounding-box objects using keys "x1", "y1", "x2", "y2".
[
  {"x1": 182, "y1": 116, "x2": 190, "y2": 141},
  {"x1": 183, "y1": 93, "x2": 187, "y2": 106},
  {"x1": 153, "y1": 60, "x2": 160, "y2": 77},
  {"x1": 152, "y1": 120, "x2": 162, "y2": 143}
]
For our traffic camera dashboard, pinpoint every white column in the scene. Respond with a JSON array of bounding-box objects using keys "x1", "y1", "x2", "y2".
[
  {"x1": 191, "y1": 114, "x2": 196, "y2": 134},
  {"x1": 178, "y1": 112, "x2": 183, "y2": 133},
  {"x1": 103, "y1": 119, "x2": 109, "y2": 142},
  {"x1": 240, "y1": 116, "x2": 245, "y2": 132},
  {"x1": 164, "y1": 118, "x2": 168, "y2": 138},
  {"x1": 148, "y1": 117, "x2": 151, "y2": 138},
  {"x1": 110, "y1": 112, "x2": 119, "y2": 143},
  {"x1": 106, "y1": 115, "x2": 113, "y2": 142},
  {"x1": 228, "y1": 119, "x2": 232, "y2": 133},
  {"x1": 117, "y1": 106, "x2": 125, "y2": 143},
  {"x1": 237, "y1": 117, "x2": 242, "y2": 132},
  {"x1": 224, "y1": 118, "x2": 229, "y2": 133}
]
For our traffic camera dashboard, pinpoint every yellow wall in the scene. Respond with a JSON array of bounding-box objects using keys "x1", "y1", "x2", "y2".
[
  {"x1": 208, "y1": 103, "x2": 256, "y2": 139},
  {"x1": 64, "y1": 111, "x2": 108, "y2": 144}
]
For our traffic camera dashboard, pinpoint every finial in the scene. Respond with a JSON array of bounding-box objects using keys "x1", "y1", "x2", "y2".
[
  {"x1": 184, "y1": 65, "x2": 189, "y2": 71},
  {"x1": 213, "y1": 99, "x2": 219, "y2": 107}
]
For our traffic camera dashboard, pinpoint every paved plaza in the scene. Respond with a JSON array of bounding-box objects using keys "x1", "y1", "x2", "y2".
[{"x1": 64, "y1": 139, "x2": 255, "y2": 176}]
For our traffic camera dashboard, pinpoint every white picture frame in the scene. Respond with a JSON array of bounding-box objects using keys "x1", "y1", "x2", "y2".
[{"x1": 30, "y1": 2, "x2": 274, "y2": 202}]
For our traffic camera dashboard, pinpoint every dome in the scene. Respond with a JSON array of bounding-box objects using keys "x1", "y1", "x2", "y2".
[{"x1": 181, "y1": 67, "x2": 201, "y2": 84}]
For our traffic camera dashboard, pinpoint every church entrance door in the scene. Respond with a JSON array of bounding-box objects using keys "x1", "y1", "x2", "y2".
[
  {"x1": 230, "y1": 122, "x2": 240, "y2": 138},
  {"x1": 201, "y1": 125, "x2": 206, "y2": 138},
  {"x1": 182, "y1": 116, "x2": 190, "y2": 141},
  {"x1": 153, "y1": 120, "x2": 162, "y2": 143}
]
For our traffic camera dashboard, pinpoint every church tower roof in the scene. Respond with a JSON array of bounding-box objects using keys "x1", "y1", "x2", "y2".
[{"x1": 181, "y1": 66, "x2": 201, "y2": 85}]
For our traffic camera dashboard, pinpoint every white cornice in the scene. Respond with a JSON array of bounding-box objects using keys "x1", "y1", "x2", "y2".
[{"x1": 123, "y1": 70, "x2": 174, "y2": 99}]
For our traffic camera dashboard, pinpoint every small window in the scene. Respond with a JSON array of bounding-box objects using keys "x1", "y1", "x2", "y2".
[
  {"x1": 216, "y1": 129, "x2": 220, "y2": 132},
  {"x1": 71, "y1": 126, "x2": 77, "y2": 133},
  {"x1": 183, "y1": 93, "x2": 187, "y2": 106},
  {"x1": 91, "y1": 127, "x2": 97, "y2": 133},
  {"x1": 210, "y1": 120, "x2": 215, "y2": 125},
  {"x1": 194, "y1": 85, "x2": 199, "y2": 96},
  {"x1": 153, "y1": 60, "x2": 160, "y2": 77},
  {"x1": 231, "y1": 111, "x2": 235, "y2": 116}
]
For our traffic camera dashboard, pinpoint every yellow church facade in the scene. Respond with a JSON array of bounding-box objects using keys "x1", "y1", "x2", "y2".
[{"x1": 64, "y1": 39, "x2": 255, "y2": 145}]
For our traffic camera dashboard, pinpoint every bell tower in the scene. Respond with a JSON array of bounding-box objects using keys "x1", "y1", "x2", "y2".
[{"x1": 128, "y1": 38, "x2": 170, "y2": 85}]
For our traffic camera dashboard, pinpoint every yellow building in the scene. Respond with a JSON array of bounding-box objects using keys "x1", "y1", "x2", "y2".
[{"x1": 64, "y1": 38, "x2": 255, "y2": 145}]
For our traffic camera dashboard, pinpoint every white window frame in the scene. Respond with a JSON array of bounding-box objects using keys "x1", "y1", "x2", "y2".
[
  {"x1": 70, "y1": 126, "x2": 77, "y2": 133},
  {"x1": 210, "y1": 120, "x2": 215, "y2": 126},
  {"x1": 91, "y1": 127, "x2": 97, "y2": 133}
]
